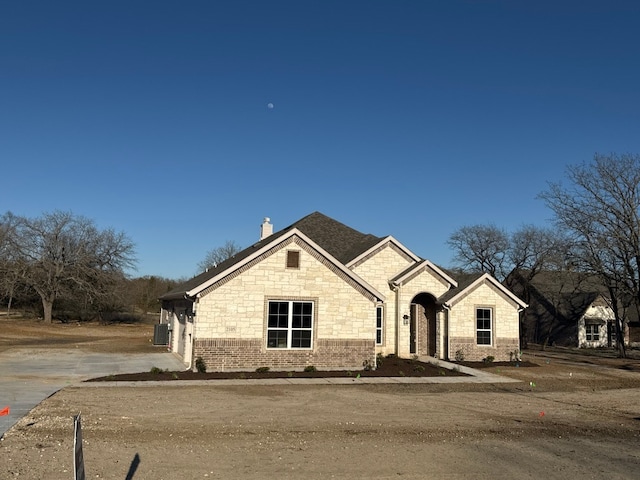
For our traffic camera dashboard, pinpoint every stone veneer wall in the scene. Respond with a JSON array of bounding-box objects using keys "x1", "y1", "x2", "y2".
[
  {"x1": 194, "y1": 338, "x2": 374, "y2": 371},
  {"x1": 448, "y1": 281, "x2": 521, "y2": 362},
  {"x1": 350, "y1": 242, "x2": 414, "y2": 357}
]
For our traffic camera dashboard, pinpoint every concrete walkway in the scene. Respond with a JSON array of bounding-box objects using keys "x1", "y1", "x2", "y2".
[{"x1": 0, "y1": 352, "x2": 518, "y2": 439}]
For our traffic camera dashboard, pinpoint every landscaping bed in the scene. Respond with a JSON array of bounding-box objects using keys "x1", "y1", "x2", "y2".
[{"x1": 87, "y1": 355, "x2": 468, "y2": 381}]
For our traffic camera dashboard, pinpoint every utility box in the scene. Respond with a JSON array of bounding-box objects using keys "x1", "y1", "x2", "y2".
[{"x1": 153, "y1": 323, "x2": 170, "y2": 346}]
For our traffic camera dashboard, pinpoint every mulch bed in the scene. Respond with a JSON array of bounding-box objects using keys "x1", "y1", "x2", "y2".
[{"x1": 87, "y1": 356, "x2": 470, "y2": 382}]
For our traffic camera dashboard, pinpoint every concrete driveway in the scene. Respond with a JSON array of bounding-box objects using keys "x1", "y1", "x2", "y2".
[{"x1": 0, "y1": 348, "x2": 184, "y2": 438}]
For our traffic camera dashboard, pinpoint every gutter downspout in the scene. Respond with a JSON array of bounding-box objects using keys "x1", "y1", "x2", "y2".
[{"x1": 186, "y1": 294, "x2": 197, "y2": 372}]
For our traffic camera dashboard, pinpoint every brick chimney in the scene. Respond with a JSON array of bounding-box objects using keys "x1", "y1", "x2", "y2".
[{"x1": 260, "y1": 217, "x2": 273, "y2": 240}]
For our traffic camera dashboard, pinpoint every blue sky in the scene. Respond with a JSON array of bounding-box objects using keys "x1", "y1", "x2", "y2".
[{"x1": 2, "y1": 1, "x2": 640, "y2": 279}]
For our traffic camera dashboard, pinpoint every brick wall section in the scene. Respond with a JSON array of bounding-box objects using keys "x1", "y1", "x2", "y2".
[
  {"x1": 449, "y1": 337, "x2": 520, "y2": 362},
  {"x1": 194, "y1": 338, "x2": 374, "y2": 371}
]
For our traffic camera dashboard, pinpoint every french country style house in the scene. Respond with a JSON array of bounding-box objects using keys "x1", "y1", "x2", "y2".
[{"x1": 159, "y1": 212, "x2": 527, "y2": 371}]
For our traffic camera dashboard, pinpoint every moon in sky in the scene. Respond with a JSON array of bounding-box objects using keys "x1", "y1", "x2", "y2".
[{"x1": 267, "y1": 102, "x2": 274, "y2": 109}]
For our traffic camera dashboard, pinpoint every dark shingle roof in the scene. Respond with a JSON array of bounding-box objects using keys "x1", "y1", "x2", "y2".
[
  {"x1": 160, "y1": 212, "x2": 384, "y2": 300},
  {"x1": 437, "y1": 272, "x2": 485, "y2": 303}
]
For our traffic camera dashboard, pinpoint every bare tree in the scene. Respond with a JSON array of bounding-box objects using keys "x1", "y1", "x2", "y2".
[
  {"x1": 197, "y1": 240, "x2": 242, "y2": 272},
  {"x1": 449, "y1": 223, "x2": 570, "y2": 283},
  {"x1": 7, "y1": 211, "x2": 136, "y2": 323},
  {"x1": 539, "y1": 153, "x2": 640, "y2": 357},
  {"x1": 0, "y1": 212, "x2": 28, "y2": 315},
  {"x1": 447, "y1": 225, "x2": 509, "y2": 279},
  {"x1": 507, "y1": 226, "x2": 571, "y2": 282}
]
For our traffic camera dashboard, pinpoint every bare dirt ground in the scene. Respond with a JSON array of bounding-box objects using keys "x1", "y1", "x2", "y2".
[{"x1": 2, "y1": 318, "x2": 640, "y2": 479}]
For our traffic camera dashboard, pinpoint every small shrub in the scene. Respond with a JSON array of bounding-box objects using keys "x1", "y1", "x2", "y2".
[
  {"x1": 195, "y1": 356, "x2": 207, "y2": 373},
  {"x1": 414, "y1": 365, "x2": 425, "y2": 373},
  {"x1": 255, "y1": 366, "x2": 270, "y2": 373},
  {"x1": 455, "y1": 349, "x2": 465, "y2": 362},
  {"x1": 376, "y1": 353, "x2": 384, "y2": 368},
  {"x1": 346, "y1": 371, "x2": 353, "y2": 377},
  {"x1": 438, "y1": 369, "x2": 446, "y2": 376},
  {"x1": 172, "y1": 372, "x2": 179, "y2": 380},
  {"x1": 238, "y1": 372, "x2": 246, "y2": 379},
  {"x1": 483, "y1": 355, "x2": 495, "y2": 364},
  {"x1": 398, "y1": 370, "x2": 406, "y2": 377},
  {"x1": 287, "y1": 371, "x2": 294, "y2": 378},
  {"x1": 150, "y1": 366, "x2": 163, "y2": 375},
  {"x1": 304, "y1": 365, "x2": 317, "y2": 373},
  {"x1": 362, "y1": 359, "x2": 373, "y2": 371}
]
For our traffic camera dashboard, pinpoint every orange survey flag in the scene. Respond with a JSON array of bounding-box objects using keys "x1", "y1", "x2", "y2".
[{"x1": 0, "y1": 406, "x2": 9, "y2": 416}]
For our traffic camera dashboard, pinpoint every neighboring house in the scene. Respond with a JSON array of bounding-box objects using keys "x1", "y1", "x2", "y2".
[
  {"x1": 160, "y1": 212, "x2": 527, "y2": 371},
  {"x1": 506, "y1": 270, "x2": 630, "y2": 348}
]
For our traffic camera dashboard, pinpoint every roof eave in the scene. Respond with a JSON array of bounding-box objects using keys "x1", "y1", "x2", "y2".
[{"x1": 443, "y1": 273, "x2": 528, "y2": 309}]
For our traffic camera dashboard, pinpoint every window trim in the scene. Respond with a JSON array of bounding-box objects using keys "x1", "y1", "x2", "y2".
[
  {"x1": 476, "y1": 307, "x2": 493, "y2": 346},
  {"x1": 585, "y1": 323, "x2": 600, "y2": 342},
  {"x1": 266, "y1": 299, "x2": 314, "y2": 349},
  {"x1": 376, "y1": 305, "x2": 384, "y2": 345}
]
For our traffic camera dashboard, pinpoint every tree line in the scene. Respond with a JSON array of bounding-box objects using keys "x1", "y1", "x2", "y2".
[
  {"x1": 449, "y1": 153, "x2": 640, "y2": 357},
  {"x1": 3, "y1": 153, "x2": 639, "y2": 358},
  {"x1": 0, "y1": 211, "x2": 180, "y2": 323}
]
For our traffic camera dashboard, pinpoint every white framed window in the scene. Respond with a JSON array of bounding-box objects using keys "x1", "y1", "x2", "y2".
[
  {"x1": 476, "y1": 307, "x2": 492, "y2": 345},
  {"x1": 267, "y1": 300, "x2": 313, "y2": 349},
  {"x1": 585, "y1": 323, "x2": 600, "y2": 342},
  {"x1": 376, "y1": 306, "x2": 383, "y2": 345}
]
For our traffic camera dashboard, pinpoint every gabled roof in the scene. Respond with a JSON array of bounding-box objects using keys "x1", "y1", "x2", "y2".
[
  {"x1": 292, "y1": 212, "x2": 384, "y2": 264},
  {"x1": 389, "y1": 259, "x2": 458, "y2": 289},
  {"x1": 346, "y1": 235, "x2": 421, "y2": 268},
  {"x1": 439, "y1": 272, "x2": 528, "y2": 309},
  {"x1": 160, "y1": 212, "x2": 386, "y2": 301}
]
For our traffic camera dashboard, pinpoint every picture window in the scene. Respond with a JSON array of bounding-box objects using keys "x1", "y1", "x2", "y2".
[{"x1": 267, "y1": 300, "x2": 313, "y2": 349}]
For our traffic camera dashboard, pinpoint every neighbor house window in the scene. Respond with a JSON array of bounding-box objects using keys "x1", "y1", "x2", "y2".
[
  {"x1": 267, "y1": 300, "x2": 313, "y2": 349},
  {"x1": 286, "y1": 250, "x2": 300, "y2": 268},
  {"x1": 376, "y1": 306, "x2": 383, "y2": 345},
  {"x1": 586, "y1": 323, "x2": 599, "y2": 342},
  {"x1": 476, "y1": 308, "x2": 492, "y2": 345}
]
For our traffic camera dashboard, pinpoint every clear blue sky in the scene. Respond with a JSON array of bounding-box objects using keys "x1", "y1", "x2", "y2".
[{"x1": 2, "y1": 1, "x2": 640, "y2": 279}]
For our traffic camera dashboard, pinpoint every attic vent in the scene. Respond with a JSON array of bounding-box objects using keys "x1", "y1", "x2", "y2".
[{"x1": 286, "y1": 250, "x2": 300, "y2": 269}]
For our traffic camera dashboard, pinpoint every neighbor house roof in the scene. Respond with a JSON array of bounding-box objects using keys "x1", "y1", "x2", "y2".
[
  {"x1": 160, "y1": 212, "x2": 386, "y2": 301},
  {"x1": 507, "y1": 269, "x2": 609, "y2": 323}
]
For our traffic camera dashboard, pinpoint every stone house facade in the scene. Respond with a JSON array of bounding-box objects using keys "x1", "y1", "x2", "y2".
[{"x1": 160, "y1": 212, "x2": 526, "y2": 371}]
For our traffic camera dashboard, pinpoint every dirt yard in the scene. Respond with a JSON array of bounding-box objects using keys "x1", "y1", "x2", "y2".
[{"x1": 2, "y1": 318, "x2": 640, "y2": 479}]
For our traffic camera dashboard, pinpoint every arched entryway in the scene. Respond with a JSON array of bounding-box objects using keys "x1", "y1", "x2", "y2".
[{"x1": 409, "y1": 293, "x2": 438, "y2": 356}]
